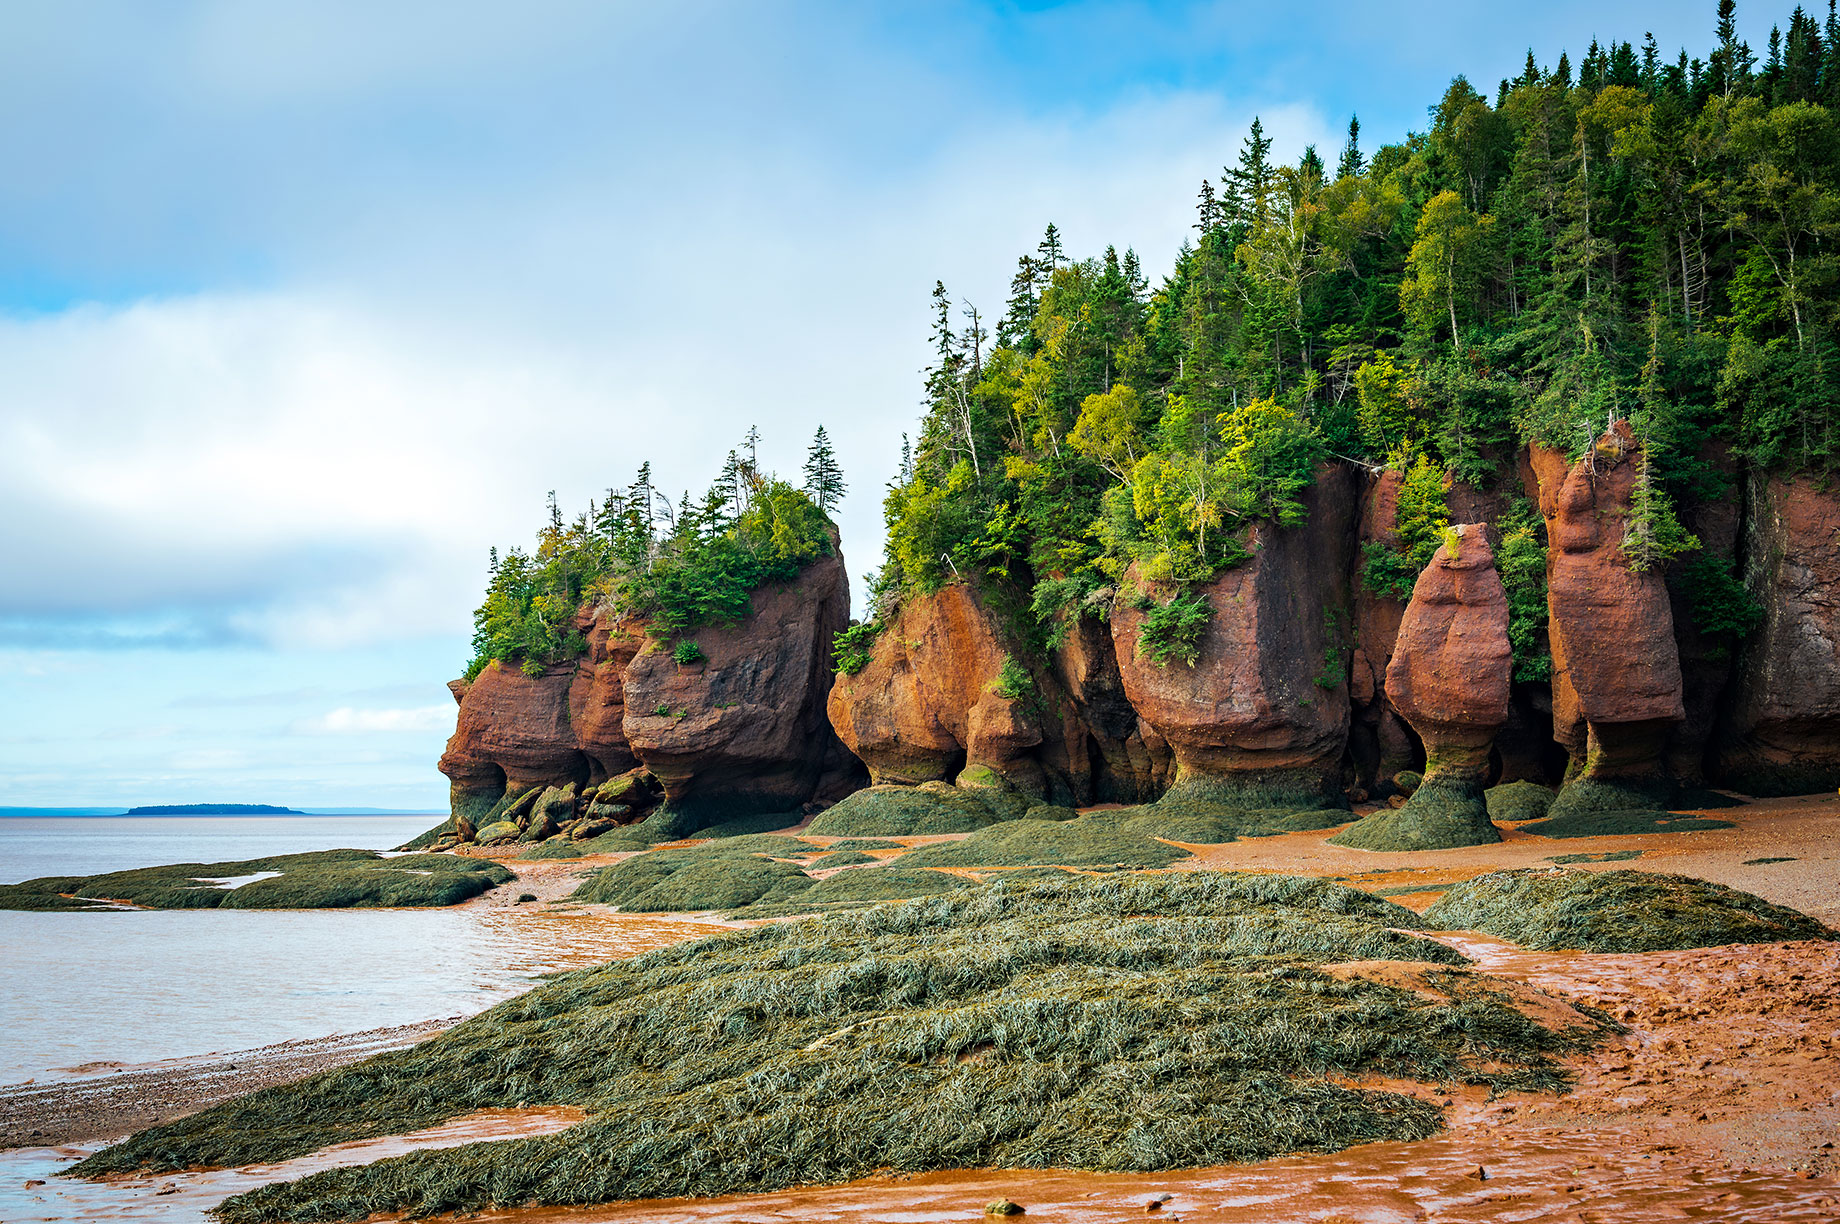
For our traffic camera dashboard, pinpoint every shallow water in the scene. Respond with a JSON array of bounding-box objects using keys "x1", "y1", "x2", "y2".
[{"x1": 0, "y1": 816, "x2": 718, "y2": 1083}]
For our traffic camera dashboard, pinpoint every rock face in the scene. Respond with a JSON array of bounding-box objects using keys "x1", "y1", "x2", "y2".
[
  {"x1": 1331, "y1": 526, "x2": 1509, "y2": 850},
  {"x1": 1383, "y1": 525, "x2": 1513, "y2": 782},
  {"x1": 1108, "y1": 465, "x2": 1360, "y2": 808},
  {"x1": 439, "y1": 550, "x2": 855, "y2": 836},
  {"x1": 625, "y1": 549, "x2": 856, "y2": 828},
  {"x1": 1719, "y1": 473, "x2": 1840, "y2": 794},
  {"x1": 827, "y1": 583, "x2": 1081, "y2": 804},
  {"x1": 1532, "y1": 423, "x2": 1685, "y2": 788},
  {"x1": 1347, "y1": 467, "x2": 1421, "y2": 792}
]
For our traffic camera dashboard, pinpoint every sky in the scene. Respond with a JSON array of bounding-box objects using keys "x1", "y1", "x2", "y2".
[{"x1": 0, "y1": 0, "x2": 1770, "y2": 809}]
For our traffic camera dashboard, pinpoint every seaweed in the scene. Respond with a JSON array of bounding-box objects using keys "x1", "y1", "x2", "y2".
[
  {"x1": 75, "y1": 872, "x2": 1613, "y2": 1223},
  {"x1": 1328, "y1": 780, "x2": 1500, "y2": 852},
  {"x1": 1485, "y1": 781, "x2": 1556, "y2": 824},
  {"x1": 0, "y1": 851, "x2": 511, "y2": 911},
  {"x1": 1519, "y1": 809, "x2": 1736, "y2": 839},
  {"x1": 1421, "y1": 869, "x2": 1834, "y2": 952},
  {"x1": 806, "y1": 783, "x2": 1033, "y2": 836}
]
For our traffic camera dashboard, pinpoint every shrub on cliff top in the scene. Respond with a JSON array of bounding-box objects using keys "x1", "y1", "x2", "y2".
[
  {"x1": 1422, "y1": 869, "x2": 1834, "y2": 952},
  {"x1": 0, "y1": 851, "x2": 511, "y2": 912},
  {"x1": 464, "y1": 444, "x2": 835, "y2": 680},
  {"x1": 78, "y1": 872, "x2": 1614, "y2": 1222}
]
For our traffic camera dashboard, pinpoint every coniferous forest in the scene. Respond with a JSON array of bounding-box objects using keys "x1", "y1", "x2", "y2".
[{"x1": 869, "y1": 0, "x2": 1837, "y2": 681}]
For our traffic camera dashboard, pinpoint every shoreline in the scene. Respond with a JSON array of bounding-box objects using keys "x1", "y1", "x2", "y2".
[{"x1": 0, "y1": 1018, "x2": 461, "y2": 1150}]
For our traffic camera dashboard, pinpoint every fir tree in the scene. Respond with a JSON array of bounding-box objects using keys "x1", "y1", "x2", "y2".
[
  {"x1": 802, "y1": 425, "x2": 846, "y2": 513},
  {"x1": 1337, "y1": 115, "x2": 1365, "y2": 179}
]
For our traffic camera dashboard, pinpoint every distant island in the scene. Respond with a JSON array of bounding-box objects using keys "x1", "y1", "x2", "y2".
[{"x1": 124, "y1": 804, "x2": 306, "y2": 816}]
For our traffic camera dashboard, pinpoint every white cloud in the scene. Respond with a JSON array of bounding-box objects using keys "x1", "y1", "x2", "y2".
[{"x1": 302, "y1": 705, "x2": 457, "y2": 735}]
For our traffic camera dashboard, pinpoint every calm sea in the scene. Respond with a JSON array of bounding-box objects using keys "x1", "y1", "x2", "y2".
[{"x1": 0, "y1": 816, "x2": 713, "y2": 1084}]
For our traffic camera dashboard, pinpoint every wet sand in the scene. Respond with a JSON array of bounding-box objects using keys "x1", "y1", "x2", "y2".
[
  {"x1": 15, "y1": 794, "x2": 1837, "y2": 1221},
  {"x1": 1174, "y1": 791, "x2": 1840, "y2": 924},
  {"x1": 2, "y1": 1107, "x2": 583, "y2": 1223},
  {"x1": 0, "y1": 1019, "x2": 460, "y2": 1149}
]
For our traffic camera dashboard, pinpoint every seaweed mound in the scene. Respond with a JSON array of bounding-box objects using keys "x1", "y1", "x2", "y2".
[
  {"x1": 76, "y1": 872, "x2": 1611, "y2": 1222},
  {"x1": 1329, "y1": 780, "x2": 1500, "y2": 852},
  {"x1": 806, "y1": 782, "x2": 1046, "y2": 836},
  {"x1": 1485, "y1": 781, "x2": 1556, "y2": 823},
  {"x1": 892, "y1": 803, "x2": 1342, "y2": 872},
  {"x1": 1519, "y1": 809, "x2": 1736, "y2": 838},
  {"x1": 1422, "y1": 869, "x2": 1834, "y2": 952},
  {"x1": 0, "y1": 851, "x2": 511, "y2": 912}
]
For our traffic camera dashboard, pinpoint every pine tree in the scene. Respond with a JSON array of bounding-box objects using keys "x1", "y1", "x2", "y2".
[
  {"x1": 1826, "y1": 0, "x2": 1840, "y2": 103},
  {"x1": 1195, "y1": 178, "x2": 1220, "y2": 231},
  {"x1": 1224, "y1": 116, "x2": 1274, "y2": 229},
  {"x1": 1036, "y1": 224, "x2": 1066, "y2": 272},
  {"x1": 998, "y1": 254, "x2": 1041, "y2": 350},
  {"x1": 803, "y1": 425, "x2": 847, "y2": 513},
  {"x1": 1337, "y1": 115, "x2": 1364, "y2": 179}
]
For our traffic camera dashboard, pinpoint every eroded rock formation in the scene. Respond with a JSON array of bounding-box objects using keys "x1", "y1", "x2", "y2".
[
  {"x1": 1532, "y1": 423, "x2": 1685, "y2": 795},
  {"x1": 1332, "y1": 525, "x2": 1510, "y2": 850},
  {"x1": 1107, "y1": 465, "x2": 1360, "y2": 809},
  {"x1": 1719, "y1": 473, "x2": 1840, "y2": 794},
  {"x1": 439, "y1": 550, "x2": 855, "y2": 837},
  {"x1": 825, "y1": 581, "x2": 1163, "y2": 806}
]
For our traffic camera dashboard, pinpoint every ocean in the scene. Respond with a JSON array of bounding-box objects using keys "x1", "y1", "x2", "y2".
[{"x1": 0, "y1": 815, "x2": 709, "y2": 1084}]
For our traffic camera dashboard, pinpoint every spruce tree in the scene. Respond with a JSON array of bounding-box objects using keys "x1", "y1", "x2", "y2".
[
  {"x1": 802, "y1": 425, "x2": 846, "y2": 513},
  {"x1": 1337, "y1": 115, "x2": 1365, "y2": 179},
  {"x1": 1036, "y1": 224, "x2": 1065, "y2": 272}
]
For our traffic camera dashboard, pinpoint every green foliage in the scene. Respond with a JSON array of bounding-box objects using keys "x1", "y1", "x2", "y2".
[
  {"x1": 1678, "y1": 552, "x2": 1763, "y2": 652},
  {"x1": 1362, "y1": 453, "x2": 1452, "y2": 600},
  {"x1": 831, "y1": 621, "x2": 883, "y2": 676},
  {"x1": 464, "y1": 444, "x2": 834, "y2": 678},
  {"x1": 990, "y1": 653, "x2": 1033, "y2": 701},
  {"x1": 672, "y1": 640, "x2": 706, "y2": 665},
  {"x1": 1494, "y1": 501, "x2": 1552, "y2": 682},
  {"x1": 1315, "y1": 607, "x2": 1345, "y2": 689},
  {"x1": 1423, "y1": 869, "x2": 1832, "y2": 952},
  {"x1": 1135, "y1": 591, "x2": 1212, "y2": 666},
  {"x1": 872, "y1": 37, "x2": 1840, "y2": 634}
]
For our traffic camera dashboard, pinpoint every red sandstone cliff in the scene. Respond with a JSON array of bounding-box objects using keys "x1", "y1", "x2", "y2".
[
  {"x1": 439, "y1": 550, "x2": 854, "y2": 836},
  {"x1": 1106, "y1": 464, "x2": 1360, "y2": 807}
]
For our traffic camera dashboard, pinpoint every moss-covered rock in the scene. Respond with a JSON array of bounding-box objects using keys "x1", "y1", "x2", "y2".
[
  {"x1": 1518, "y1": 809, "x2": 1736, "y2": 838},
  {"x1": 1485, "y1": 781, "x2": 1556, "y2": 823},
  {"x1": 1328, "y1": 779, "x2": 1500, "y2": 851},
  {"x1": 807, "y1": 782, "x2": 1020, "y2": 836},
  {"x1": 0, "y1": 851, "x2": 512, "y2": 912},
  {"x1": 1422, "y1": 869, "x2": 1833, "y2": 952},
  {"x1": 474, "y1": 820, "x2": 522, "y2": 845}
]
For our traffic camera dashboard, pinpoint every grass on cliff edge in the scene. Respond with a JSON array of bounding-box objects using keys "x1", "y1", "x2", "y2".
[
  {"x1": 1422, "y1": 869, "x2": 1835, "y2": 952},
  {"x1": 0, "y1": 851, "x2": 511, "y2": 911},
  {"x1": 73, "y1": 872, "x2": 1615, "y2": 1222}
]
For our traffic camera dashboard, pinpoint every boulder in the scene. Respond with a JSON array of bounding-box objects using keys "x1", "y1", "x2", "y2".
[
  {"x1": 1331, "y1": 525, "x2": 1508, "y2": 850},
  {"x1": 1108, "y1": 464, "x2": 1360, "y2": 809},
  {"x1": 1718, "y1": 472, "x2": 1840, "y2": 793},
  {"x1": 1531, "y1": 423, "x2": 1684, "y2": 801}
]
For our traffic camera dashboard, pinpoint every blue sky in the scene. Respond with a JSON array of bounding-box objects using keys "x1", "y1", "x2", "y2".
[{"x1": 0, "y1": 0, "x2": 1769, "y2": 807}]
